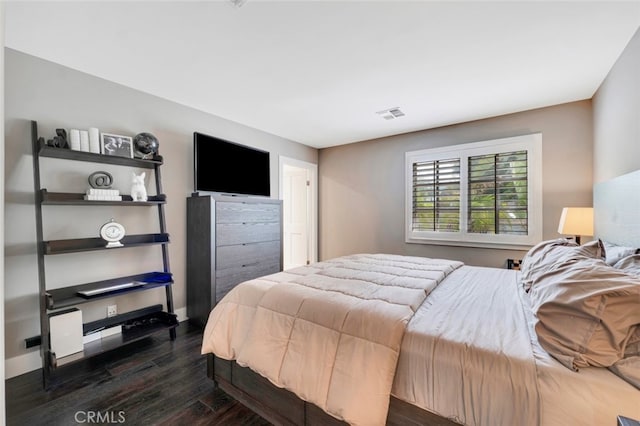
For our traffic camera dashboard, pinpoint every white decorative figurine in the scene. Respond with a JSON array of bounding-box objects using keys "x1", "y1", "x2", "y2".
[{"x1": 131, "y1": 172, "x2": 148, "y2": 202}]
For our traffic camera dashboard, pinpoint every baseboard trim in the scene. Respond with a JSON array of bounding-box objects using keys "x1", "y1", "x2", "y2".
[{"x1": 5, "y1": 350, "x2": 41, "y2": 379}]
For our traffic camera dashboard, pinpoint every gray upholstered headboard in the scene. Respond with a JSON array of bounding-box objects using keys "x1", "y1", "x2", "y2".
[{"x1": 594, "y1": 169, "x2": 640, "y2": 247}]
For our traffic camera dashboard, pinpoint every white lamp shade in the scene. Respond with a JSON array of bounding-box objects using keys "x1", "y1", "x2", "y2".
[{"x1": 557, "y1": 207, "x2": 594, "y2": 236}]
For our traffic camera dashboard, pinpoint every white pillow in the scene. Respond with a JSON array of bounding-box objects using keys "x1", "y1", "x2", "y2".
[
  {"x1": 613, "y1": 254, "x2": 640, "y2": 277},
  {"x1": 529, "y1": 257, "x2": 640, "y2": 371},
  {"x1": 602, "y1": 240, "x2": 639, "y2": 265}
]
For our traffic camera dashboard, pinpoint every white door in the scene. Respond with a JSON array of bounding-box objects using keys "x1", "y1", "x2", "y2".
[{"x1": 280, "y1": 157, "x2": 317, "y2": 270}]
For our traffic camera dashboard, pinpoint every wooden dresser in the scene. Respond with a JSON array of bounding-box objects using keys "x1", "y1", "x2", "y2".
[{"x1": 186, "y1": 194, "x2": 283, "y2": 327}]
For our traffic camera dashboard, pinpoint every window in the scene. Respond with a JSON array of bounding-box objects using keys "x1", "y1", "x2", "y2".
[
  {"x1": 405, "y1": 134, "x2": 542, "y2": 249},
  {"x1": 467, "y1": 150, "x2": 528, "y2": 235},
  {"x1": 412, "y1": 158, "x2": 461, "y2": 232}
]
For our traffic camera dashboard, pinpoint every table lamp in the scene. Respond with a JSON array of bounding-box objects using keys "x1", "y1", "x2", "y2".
[{"x1": 557, "y1": 207, "x2": 594, "y2": 245}]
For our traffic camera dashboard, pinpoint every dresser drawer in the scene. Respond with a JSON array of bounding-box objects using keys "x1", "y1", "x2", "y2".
[
  {"x1": 217, "y1": 241, "x2": 281, "y2": 270},
  {"x1": 216, "y1": 222, "x2": 280, "y2": 246},
  {"x1": 215, "y1": 261, "x2": 281, "y2": 302},
  {"x1": 216, "y1": 202, "x2": 280, "y2": 224}
]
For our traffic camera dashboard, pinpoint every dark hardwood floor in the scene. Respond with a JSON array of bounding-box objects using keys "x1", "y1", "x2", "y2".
[{"x1": 5, "y1": 322, "x2": 271, "y2": 426}]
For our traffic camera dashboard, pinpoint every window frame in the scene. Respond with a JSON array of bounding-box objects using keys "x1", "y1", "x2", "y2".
[{"x1": 405, "y1": 133, "x2": 543, "y2": 249}]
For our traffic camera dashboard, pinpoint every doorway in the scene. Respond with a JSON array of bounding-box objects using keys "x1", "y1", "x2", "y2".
[{"x1": 279, "y1": 156, "x2": 317, "y2": 270}]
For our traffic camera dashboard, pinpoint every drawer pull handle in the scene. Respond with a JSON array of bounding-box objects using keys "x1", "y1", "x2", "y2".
[{"x1": 242, "y1": 262, "x2": 259, "y2": 268}]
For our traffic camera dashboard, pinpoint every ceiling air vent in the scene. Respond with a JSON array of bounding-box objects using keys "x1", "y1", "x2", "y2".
[{"x1": 376, "y1": 107, "x2": 405, "y2": 120}]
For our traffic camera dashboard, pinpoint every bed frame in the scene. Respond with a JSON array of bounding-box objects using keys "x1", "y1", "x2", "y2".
[
  {"x1": 207, "y1": 354, "x2": 459, "y2": 425},
  {"x1": 205, "y1": 170, "x2": 640, "y2": 426}
]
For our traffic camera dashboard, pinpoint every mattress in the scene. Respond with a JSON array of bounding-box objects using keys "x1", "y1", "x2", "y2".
[
  {"x1": 393, "y1": 265, "x2": 640, "y2": 425},
  {"x1": 202, "y1": 255, "x2": 640, "y2": 425}
]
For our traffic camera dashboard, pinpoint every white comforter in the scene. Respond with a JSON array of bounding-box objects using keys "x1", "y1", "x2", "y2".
[
  {"x1": 393, "y1": 265, "x2": 640, "y2": 425},
  {"x1": 201, "y1": 253, "x2": 463, "y2": 425}
]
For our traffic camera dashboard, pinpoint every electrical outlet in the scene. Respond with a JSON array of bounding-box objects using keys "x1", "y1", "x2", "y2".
[{"x1": 107, "y1": 305, "x2": 117, "y2": 317}]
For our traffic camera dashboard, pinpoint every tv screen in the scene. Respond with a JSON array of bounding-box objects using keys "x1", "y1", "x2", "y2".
[{"x1": 194, "y1": 132, "x2": 270, "y2": 197}]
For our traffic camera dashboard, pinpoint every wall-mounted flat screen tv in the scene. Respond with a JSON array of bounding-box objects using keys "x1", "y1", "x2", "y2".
[{"x1": 194, "y1": 132, "x2": 270, "y2": 197}]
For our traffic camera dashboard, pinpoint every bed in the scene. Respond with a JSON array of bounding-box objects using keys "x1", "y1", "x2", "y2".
[{"x1": 200, "y1": 171, "x2": 640, "y2": 426}]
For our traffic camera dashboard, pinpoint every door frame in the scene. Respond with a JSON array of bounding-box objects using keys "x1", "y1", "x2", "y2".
[{"x1": 278, "y1": 156, "x2": 318, "y2": 266}]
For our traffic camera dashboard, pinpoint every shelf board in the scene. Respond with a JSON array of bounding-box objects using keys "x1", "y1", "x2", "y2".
[
  {"x1": 46, "y1": 272, "x2": 173, "y2": 310},
  {"x1": 54, "y1": 310, "x2": 178, "y2": 368},
  {"x1": 79, "y1": 319, "x2": 176, "y2": 362},
  {"x1": 38, "y1": 139, "x2": 163, "y2": 168},
  {"x1": 40, "y1": 190, "x2": 166, "y2": 206},
  {"x1": 44, "y1": 233, "x2": 170, "y2": 255}
]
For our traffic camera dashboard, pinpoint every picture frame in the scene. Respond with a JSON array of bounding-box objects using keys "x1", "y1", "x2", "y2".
[{"x1": 100, "y1": 133, "x2": 133, "y2": 158}]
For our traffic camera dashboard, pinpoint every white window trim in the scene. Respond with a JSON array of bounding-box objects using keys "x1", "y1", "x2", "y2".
[{"x1": 405, "y1": 133, "x2": 543, "y2": 250}]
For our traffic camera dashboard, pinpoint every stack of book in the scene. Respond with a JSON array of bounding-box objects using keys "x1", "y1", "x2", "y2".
[{"x1": 84, "y1": 188, "x2": 122, "y2": 201}]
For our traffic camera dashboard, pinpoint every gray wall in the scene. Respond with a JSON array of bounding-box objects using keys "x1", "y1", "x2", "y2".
[
  {"x1": 318, "y1": 100, "x2": 593, "y2": 267},
  {"x1": 593, "y1": 28, "x2": 640, "y2": 183},
  {"x1": 3, "y1": 49, "x2": 317, "y2": 373},
  {"x1": 7, "y1": 22, "x2": 639, "y2": 377}
]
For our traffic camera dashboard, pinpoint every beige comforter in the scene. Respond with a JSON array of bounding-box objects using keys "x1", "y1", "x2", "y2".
[{"x1": 201, "y1": 253, "x2": 463, "y2": 425}]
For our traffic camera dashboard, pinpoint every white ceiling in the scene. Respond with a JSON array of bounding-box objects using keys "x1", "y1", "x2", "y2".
[{"x1": 5, "y1": 1, "x2": 640, "y2": 149}]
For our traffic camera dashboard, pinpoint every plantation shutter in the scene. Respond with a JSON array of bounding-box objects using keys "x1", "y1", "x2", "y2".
[
  {"x1": 468, "y1": 150, "x2": 528, "y2": 235},
  {"x1": 412, "y1": 158, "x2": 460, "y2": 232}
]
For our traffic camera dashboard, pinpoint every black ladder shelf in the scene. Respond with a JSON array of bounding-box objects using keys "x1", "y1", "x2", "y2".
[{"x1": 30, "y1": 120, "x2": 177, "y2": 388}]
